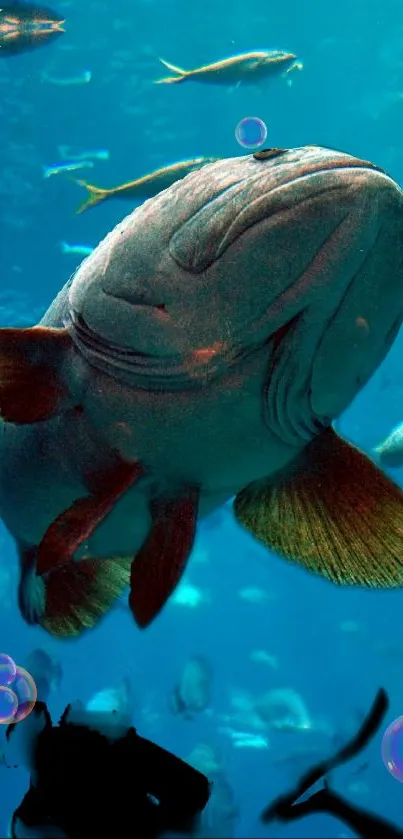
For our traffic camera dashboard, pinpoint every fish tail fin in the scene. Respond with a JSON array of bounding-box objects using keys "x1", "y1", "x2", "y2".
[
  {"x1": 154, "y1": 58, "x2": 188, "y2": 84},
  {"x1": 75, "y1": 179, "x2": 110, "y2": 213},
  {"x1": 40, "y1": 556, "x2": 133, "y2": 638}
]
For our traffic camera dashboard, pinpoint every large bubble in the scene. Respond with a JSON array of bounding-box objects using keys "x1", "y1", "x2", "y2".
[
  {"x1": 0, "y1": 653, "x2": 17, "y2": 687},
  {"x1": 0, "y1": 686, "x2": 18, "y2": 723},
  {"x1": 0, "y1": 657, "x2": 37, "y2": 725},
  {"x1": 11, "y1": 667, "x2": 37, "y2": 724},
  {"x1": 382, "y1": 716, "x2": 403, "y2": 781},
  {"x1": 235, "y1": 116, "x2": 267, "y2": 150}
]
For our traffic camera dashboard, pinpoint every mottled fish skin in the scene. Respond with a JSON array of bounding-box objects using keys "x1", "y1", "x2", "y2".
[{"x1": 1, "y1": 145, "x2": 403, "y2": 633}]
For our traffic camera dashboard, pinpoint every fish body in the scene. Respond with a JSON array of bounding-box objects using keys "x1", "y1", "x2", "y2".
[
  {"x1": 374, "y1": 422, "x2": 403, "y2": 467},
  {"x1": 85, "y1": 677, "x2": 134, "y2": 728},
  {"x1": 60, "y1": 241, "x2": 94, "y2": 256},
  {"x1": 44, "y1": 160, "x2": 93, "y2": 179},
  {"x1": 0, "y1": 2, "x2": 65, "y2": 57},
  {"x1": 42, "y1": 69, "x2": 92, "y2": 84},
  {"x1": 58, "y1": 145, "x2": 109, "y2": 162},
  {"x1": 171, "y1": 656, "x2": 212, "y2": 718},
  {"x1": 22, "y1": 647, "x2": 62, "y2": 702},
  {"x1": 75, "y1": 156, "x2": 220, "y2": 213},
  {"x1": 155, "y1": 50, "x2": 299, "y2": 85},
  {"x1": 1, "y1": 146, "x2": 403, "y2": 637}
]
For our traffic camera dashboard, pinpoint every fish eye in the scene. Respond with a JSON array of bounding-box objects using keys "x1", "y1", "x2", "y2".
[{"x1": 253, "y1": 148, "x2": 288, "y2": 161}]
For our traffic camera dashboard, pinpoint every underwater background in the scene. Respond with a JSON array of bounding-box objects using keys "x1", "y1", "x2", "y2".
[{"x1": 2, "y1": 0, "x2": 403, "y2": 835}]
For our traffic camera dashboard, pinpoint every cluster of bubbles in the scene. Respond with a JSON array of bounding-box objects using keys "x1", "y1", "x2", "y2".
[
  {"x1": 382, "y1": 716, "x2": 403, "y2": 781},
  {"x1": 235, "y1": 116, "x2": 268, "y2": 149},
  {"x1": 0, "y1": 653, "x2": 37, "y2": 724}
]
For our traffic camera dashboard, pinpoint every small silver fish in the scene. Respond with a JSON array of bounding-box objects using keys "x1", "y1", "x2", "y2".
[
  {"x1": 43, "y1": 160, "x2": 93, "y2": 178},
  {"x1": 60, "y1": 242, "x2": 94, "y2": 256}
]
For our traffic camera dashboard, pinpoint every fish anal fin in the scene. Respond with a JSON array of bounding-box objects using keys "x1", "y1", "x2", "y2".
[
  {"x1": 234, "y1": 427, "x2": 403, "y2": 588},
  {"x1": 129, "y1": 488, "x2": 199, "y2": 628},
  {"x1": 0, "y1": 326, "x2": 73, "y2": 424},
  {"x1": 40, "y1": 555, "x2": 133, "y2": 638},
  {"x1": 36, "y1": 459, "x2": 144, "y2": 575}
]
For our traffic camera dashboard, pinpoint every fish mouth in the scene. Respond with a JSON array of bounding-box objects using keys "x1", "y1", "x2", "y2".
[
  {"x1": 68, "y1": 309, "x2": 257, "y2": 390},
  {"x1": 69, "y1": 309, "x2": 152, "y2": 362}
]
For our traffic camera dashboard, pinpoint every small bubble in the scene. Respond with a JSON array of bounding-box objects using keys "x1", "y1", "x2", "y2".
[
  {"x1": 382, "y1": 716, "x2": 403, "y2": 781},
  {"x1": 11, "y1": 667, "x2": 37, "y2": 724},
  {"x1": 0, "y1": 686, "x2": 18, "y2": 724},
  {"x1": 235, "y1": 116, "x2": 267, "y2": 150},
  {"x1": 0, "y1": 653, "x2": 16, "y2": 687}
]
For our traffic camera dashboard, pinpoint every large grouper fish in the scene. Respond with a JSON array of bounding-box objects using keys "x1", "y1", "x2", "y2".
[{"x1": 2, "y1": 145, "x2": 403, "y2": 639}]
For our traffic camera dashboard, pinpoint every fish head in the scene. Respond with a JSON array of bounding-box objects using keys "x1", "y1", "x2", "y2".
[
  {"x1": 262, "y1": 50, "x2": 298, "y2": 72},
  {"x1": 67, "y1": 147, "x2": 403, "y2": 444}
]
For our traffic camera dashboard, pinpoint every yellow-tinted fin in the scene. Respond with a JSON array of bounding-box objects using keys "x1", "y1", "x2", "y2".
[
  {"x1": 234, "y1": 427, "x2": 403, "y2": 588},
  {"x1": 75, "y1": 179, "x2": 111, "y2": 214},
  {"x1": 154, "y1": 57, "x2": 188, "y2": 84},
  {"x1": 40, "y1": 555, "x2": 133, "y2": 638}
]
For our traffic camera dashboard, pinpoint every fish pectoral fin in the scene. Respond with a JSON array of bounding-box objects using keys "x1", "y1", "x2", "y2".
[
  {"x1": 36, "y1": 459, "x2": 144, "y2": 575},
  {"x1": 234, "y1": 426, "x2": 403, "y2": 588},
  {"x1": 129, "y1": 487, "x2": 200, "y2": 628},
  {"x1": 40, "y1": 555, "x2": 134, "y2": 638},
  {"x1": 0, "y1": 326, "x2": 74, "y2": 424}
]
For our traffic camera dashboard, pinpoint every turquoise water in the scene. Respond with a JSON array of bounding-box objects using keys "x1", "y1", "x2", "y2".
[{"x1": 2, "y1": 0, "x2": 403, "y2": 835}]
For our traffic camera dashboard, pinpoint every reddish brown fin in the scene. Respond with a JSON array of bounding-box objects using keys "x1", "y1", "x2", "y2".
[
  {"x1": 0, "y1": 326, "x2": 73, "y2": 423},
  {"x1": 234, "y1": 427, "x2": 403, "y2": 588},
  {"x1": 36, "y1": 460, "x2": 143, "y2": 576},
  {"x1": 40, "y1": 556, "x2": 132, "y2": 638},
  {"x1": 129, "y1": 488, "x2": 199, "y2": 628}
]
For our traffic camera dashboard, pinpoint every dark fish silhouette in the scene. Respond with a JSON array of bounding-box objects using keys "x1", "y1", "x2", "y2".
[
  {"x1": 171, "y1": 655, "x2": 213, "y2": 719},
  {"x1": 6, "y1": 700, "x2": 210, "y2": 838},
  {"x1": 0, "y1": 2, "x2": 64, "y2": 56},
  {"x1": 262, "y1": 688, "x2": 403, "y2": 839}
]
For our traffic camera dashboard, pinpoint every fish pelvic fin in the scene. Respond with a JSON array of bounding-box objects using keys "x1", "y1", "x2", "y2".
[
  {"x1": 75, "y1": 179, "x2": 111, "y2": 214},
  {"x1": 36, "y1": 459, "x2": 144, "y2": 575},
  {"x1": 0, "y1": 327, "x2": 75, "y2": 424},
  {"x1": 154, "y1": 58, "x2": 188, "y2": 83},
  {"x1": 234, "y1": 426, "x2": 403, "y2": 588},
  {"x1": 129, "y1": 487, "x2": 199, "y2": 628},
  {"x1": 40, "y1": 555, "x2": 133, "y2": 638}
]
